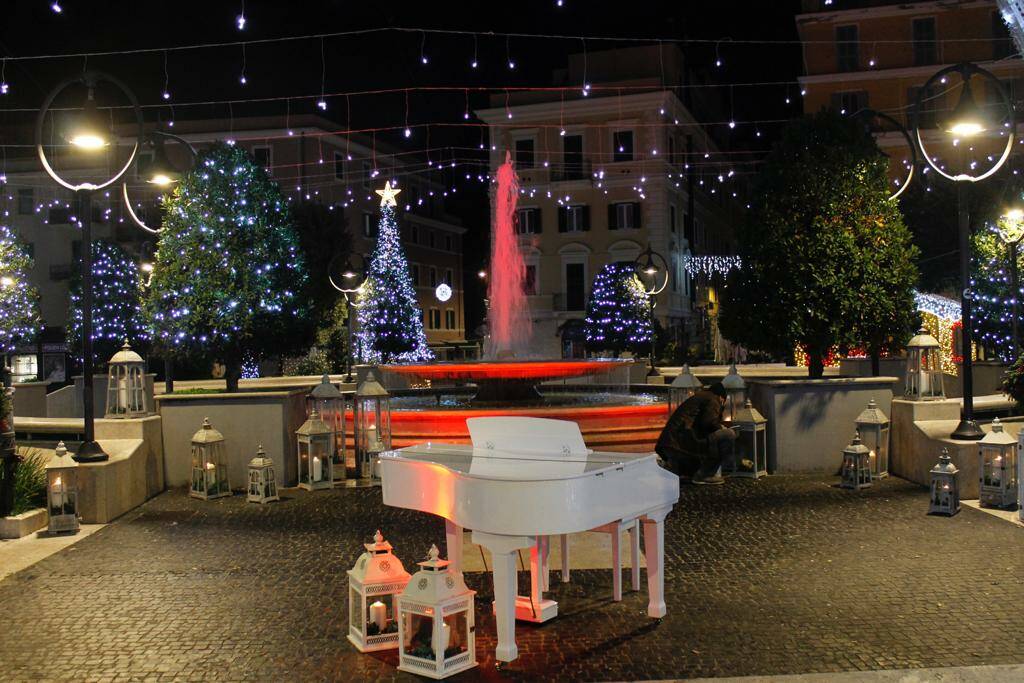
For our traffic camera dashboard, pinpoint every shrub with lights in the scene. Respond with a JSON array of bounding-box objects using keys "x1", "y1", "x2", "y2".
[
  {"x1": 0, "y1": 224, "x2": 41, "y2": 354},
  {"x1": 145, "y1": 143, "x2": 312, "y2": 391},
  {"x1": 356, "y1": 182, "x2": 433, "y2": 363},
  {"x1": 67, "y1": 239, "x2": 147, "y2": 367},
  {"x1": 584, "y1": 262, "x2": 653, "y2": 355}
]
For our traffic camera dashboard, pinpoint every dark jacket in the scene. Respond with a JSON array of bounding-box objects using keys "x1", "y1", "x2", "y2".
[{"x1": 656, "y1": 389, "x2": 725, "y2": 457}]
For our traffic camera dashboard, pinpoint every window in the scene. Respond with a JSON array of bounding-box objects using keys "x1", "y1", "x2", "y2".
[
  {"x1": 252, "y1": 146, "x2": 272, "y2": 170},
  {"x1": 334, "y1": 152, "x2": 345, "y2": 180},
  {"x1": 523, "y1": 265, "x2": 537, "y2": 295},
  {"x1": 514, "y1": 138, "x2": 535, "y2": 168},
  {"x1": 410, "y1": 264, "x2": 420, "y2": 286},
  {"x1": 444, "y1": 268, "x2": 453, "y2": 285},
  {"x1": 912, "y1": 17, "x2": 937, "y2": 66},
  {"x1": 908, "y1": 86, "x2": 941, "y2": 129},
  {"x1": 836, "y1": 25, "x2": 859, "y2": 72},
  {"x1": 428, "y1": 308, "x2": 441, "y2": 329},
  {"x1": 362, "y1": 213, "x2": 373, "y2": 237},
  {"x1": 830, "y1": 90, "x2": 868, "y2": 115},
  {"x1": 445, "y1": 309, "x2": 456, "y2": 330},
  {"x1": 445, "y1": 234, "x2": 453, "y2": 251},
  {"x1": 428, "y1": 231, "x2": 435, "y2": 249},
  {"x1": 516, "y1": 208, "x2": 542, "y2": 234},
  {"x1": 994, "y1": 11, "x2": 1014, "y2": 60},
  {"x1": 558, "y1": 205, "x2": 589, "y2": 233},
  {"x1": 17, "y1": 189, "x2": 33, "y2": 215},
  {"x1": 609, "y1": 202, "x2": 641, "y2": 230},
  {"x1": 562, "y1": 134, "x2": 584, "y2": 180},
  {"x1": 429, "y1": 267, "x2": 437, "y2": 288},
  {"x1": 613, "y1": 130, "x2": 634, "y2": 162},
  {"x1": 564, "y1": 262, "x2": 585, "y2": 311}
]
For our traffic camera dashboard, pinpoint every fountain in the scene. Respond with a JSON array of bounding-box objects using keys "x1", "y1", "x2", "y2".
[{"x1": 362, "y1": 153, "x2": 668, "y2": 451}]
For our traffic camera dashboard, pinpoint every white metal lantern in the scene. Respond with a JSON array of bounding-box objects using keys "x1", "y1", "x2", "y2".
[
  {"x1": 840, "y1": 432, "x2": 872, "y2": 490},
  {"x1": 855, "y1": 398, "x2": 890, "y2": 479},
  {"x1": 105, "y1": 342, "x2": 148, "y2": 418},
  {"x1": 905, "y1": 327, "x2": 944, "y2": 400},
  {"x1": 297, "y1": 410, "x2": 334, "y2": 490},
  {"x1": 668, "y1": 364, "x2": 702, "y2": 414},
  {"x1": 190, "y1": 417, "x2": 230, "y2": 500},
  {"x1": 308, "y1": 374, "x2": 348, "y2": 483},
  {"x1": 347, "y1": 530, "x2": 412, "y2": 653},
  {"x1": 397, "y1": 544, "x2": 477, "y2": 680},
  {"x1": 46, "y1": 441, "x2": 79, "y2": 534},
  {"x1": 1018, "y1": 428, "x2": 1024, "y2": 523},
  {"x1": 247, "y1": 444, "x2": 278, "y2": 504},
  {"x1": 726, "y1": 399, "x2": 767, "y2": 478},
  {"x1": 929, "y1": 447, "x2": 960, "y2": 516},
  {"x1": 721, "y1": 363, "x2": 746, "y2": 423},
  {"x1": 978, "y1": 417, "x2": 1018, "y2": 510},
  {"x1": 355, "y1": 370, "x2": 391, "y2": 479}
]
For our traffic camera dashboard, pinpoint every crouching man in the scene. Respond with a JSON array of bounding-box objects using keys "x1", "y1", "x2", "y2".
[{"x1": 655, "y1": 382, "x2": 736, "y2": 485}]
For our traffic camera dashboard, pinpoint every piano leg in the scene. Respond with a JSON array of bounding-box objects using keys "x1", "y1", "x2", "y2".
[
  {"x1": 472, "y1": 531, "x2": 535, "y2": 664},
  {"x1": 540, "y1": 536, "x2": 550, "y2": 592},
  {"x1": 630, "y1": 519, "x2": 641, "y2": 592},
  {"x1": 611, "y1": 525, "x2": 622, "y2": 601},
  {"x1": 445, "y1": 519, "x2": 463, "y2": 574},
  {"x1": 560, "y1": 534, "x2": 570, "y2": 583},
  {"x1": 531, "y1": 543, "x2": 544, "y2": 607},
  {"x1": 643, "y1": 507, "x2": 671, "y2": 619}
]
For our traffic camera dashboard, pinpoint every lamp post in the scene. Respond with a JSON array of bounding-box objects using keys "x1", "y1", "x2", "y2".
[
  {"x1": 328, "y1": 253, "x2": 367, "y2": 383},
  {"x1": 123, "y1": 131, "x2": 198, "y2": 395},
  {"x1": 634, "y1": 245, "x2": 669, "y2": 378},
  {"x1": 35, "y1": 71, "x2": 143, "y2": 461},
  {"x1": 913, "y1": 62, "x2": 1015, "y2": 441}
]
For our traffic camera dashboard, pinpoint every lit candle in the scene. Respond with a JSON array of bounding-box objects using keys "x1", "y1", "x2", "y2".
[
  {"x1": 117, "y1": 376, "x2": 128, "y2": 410},
  {"x1": 869, "y1": 450, "x2": 876, "y2": 472},
  {"x1": 313, "y1": 455, "x2": 323, "y2": 481},
  {"x1": 366, "y1": 425, "x2": 382, "y2": 453},
  {"x1": 441, "y1": 621, "x2": 451, "y2": 651},
  {"x1": 206, "y1": 461, "x2": 216, "y2": 489},
  {"x1": 51, "y1": 475, "x2": 62, "y2": 492},
  {"x1": 369, "y1": 600, "x2": 387, "y2": 631}
]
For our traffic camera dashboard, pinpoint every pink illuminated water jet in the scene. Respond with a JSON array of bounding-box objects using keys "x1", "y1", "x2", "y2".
[{"x1": 485, "y1": 151, "x2": 532, "y2": 358}]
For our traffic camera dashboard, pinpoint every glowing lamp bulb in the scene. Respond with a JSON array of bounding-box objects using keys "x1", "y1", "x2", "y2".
[
  {"x1": 949, "y1": 121, "x2": 984, "y2": 137},
  {"x1": 69, "y1": 134, "x2": 107, "y2": 150},
  {"x1": 148, "y1": 173, "x2": 174, "y2": 187}
]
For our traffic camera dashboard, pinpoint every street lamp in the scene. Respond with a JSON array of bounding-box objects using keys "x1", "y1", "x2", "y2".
[
  {"x1": 634, "y1": 245, "x2": 669, "y2": 378},
  {"x1": 328, "y1": 253, "x2": 367, "y2": 383},
  {"x1": 851, "y1": 108, "x2": 918, "y2": 201},
  {"x1": 35, "y1": 71, "x2": 143, "y2": 462},
  {"x1": 913, "y1": 62, "x2": 1015, "y2": 440}
]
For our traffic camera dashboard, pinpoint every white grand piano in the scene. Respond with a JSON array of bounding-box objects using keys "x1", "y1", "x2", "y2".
[{"x1": 379, "y1": 416, "x2": 680, "y2": 665}]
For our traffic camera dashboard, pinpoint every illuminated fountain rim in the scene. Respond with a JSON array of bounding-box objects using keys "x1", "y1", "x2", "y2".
[{"x1": 379, "y1": 358, "x2": 635, "y2": 402}]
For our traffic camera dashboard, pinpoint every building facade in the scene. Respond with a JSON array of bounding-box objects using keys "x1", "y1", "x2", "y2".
[
  {"x1": 475, "y1": 45, "x2": 742, "y2": 360},
  {"x1": 0, "y1": 114, "x2": 466, "y2": 381}
]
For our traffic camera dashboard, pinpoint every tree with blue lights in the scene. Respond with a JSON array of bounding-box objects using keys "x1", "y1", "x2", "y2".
[
  {"x1": 0, "y1": 224, "x2": 40, "y2": 354},
  {"x1": 356, "y1": 181, "x2": 433, "y2": 363},
  {"x1": 145, "y1": 142, "x2": 312, "y2": 391},
  {"x1": 68, "y1": 239, "x2": 148, "y2": 367},
  {"x1": 584, "y1": 262, "x2": 653, "y2": 356}
]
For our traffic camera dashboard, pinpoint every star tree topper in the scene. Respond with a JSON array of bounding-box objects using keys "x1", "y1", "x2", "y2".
[{"x1": 375, "y1": 180, "x2": 402, "y2": 208}]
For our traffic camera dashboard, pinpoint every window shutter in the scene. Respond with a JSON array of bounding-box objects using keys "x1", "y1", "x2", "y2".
[
  {"x1": 632, "y1": 202, "x2": 642, "y2": 230},
  {"x1": 582, "y1": 205, "x2": 591, "y2": 231},
  {"x1": 534, "y1": 208, "x2": 543, "y2": 234},
  {"x1": 558, "y1": 207, "x2": 567, "y2": 233},
  {"x1": 608, "y1": 204, "x2": 617, "y2": 231}
]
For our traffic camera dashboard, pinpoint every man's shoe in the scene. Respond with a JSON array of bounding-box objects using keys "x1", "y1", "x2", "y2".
[{"x1": 693, "y1": 474, "x2": 725, "y2": 486}]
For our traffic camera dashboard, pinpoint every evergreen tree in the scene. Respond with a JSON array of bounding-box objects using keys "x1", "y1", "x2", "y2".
[
  {"x1": 719, "y1": 110, "x2": 919, "y2": 377},
  {"x1": 145, "y1": 142, "x2": 312, "y2": 391},
  {"x1": 68, "y1": 239, "x2": 148, "y2": 367},
  {"x1": 584, "y1": 262, "x2": 653, "y2": 355},
  {"x1": 0, "y1": 224, "x2": 41, "y2": 354},
  {"x1": 970, "y1": 227, "x2": 1019, "y2": 361},
  {"x1": 356, "y1": 182, "x2": 432, "y2": 363}
]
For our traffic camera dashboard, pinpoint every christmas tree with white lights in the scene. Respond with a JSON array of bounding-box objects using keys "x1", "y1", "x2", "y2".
[
  {"x1": 145, "y1": 142, "x2": 312, "y2": 391},
  {"x1": 356, "y1": 181, "x2": 433, "y2": 363},
  {"x1": 0, "y1": 224, "x2": 41, "y2": 354},
  {"x1": 584, "y1": 262, "x2": 653, "y2": 355},
  {"x1": 68, "y1": 239, "x2": 148, "y2": 367}
]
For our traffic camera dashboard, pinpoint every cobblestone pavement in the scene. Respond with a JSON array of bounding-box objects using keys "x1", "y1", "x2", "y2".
[{"x1": 1, "y1": 475, "x2": 1023, "y2": 682}]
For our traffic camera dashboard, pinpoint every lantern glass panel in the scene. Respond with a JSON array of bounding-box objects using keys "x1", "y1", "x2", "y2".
[
  {"x1": 668, "y1": 387, "x2": 695, "y2": 415},
  {"x1": 442, "y1": 612, "x2": 469, "y2": 659},
  {"x1": 365, "y1": 594, "x2": 398, "y2": 636},
  {"x1": 733, "y1": 427, "x2": 765, "y2": 476},
  {"x1": 47, "y1": 469, "x2": 76, "y2": 516},
  {"x1": 404, "y1": 611, "x2": 437, "y2": 660}
]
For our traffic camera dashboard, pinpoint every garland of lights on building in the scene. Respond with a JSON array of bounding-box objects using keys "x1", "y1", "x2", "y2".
[
  {"x1": 67, "y1": 239, "x2": 148, "y2": 366},
  {"x1": 683, "y1": 255, "x2": 742, "y2": 278},
  {"x1": 0, "y1": 224, "x2": 41, "y2": 354},
  {"x1": 356, "y1": 182, "x2": 433, "y2": 363},
  {"x1": 584, "y1": 262, "x2": 653, "y2": 354}
]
